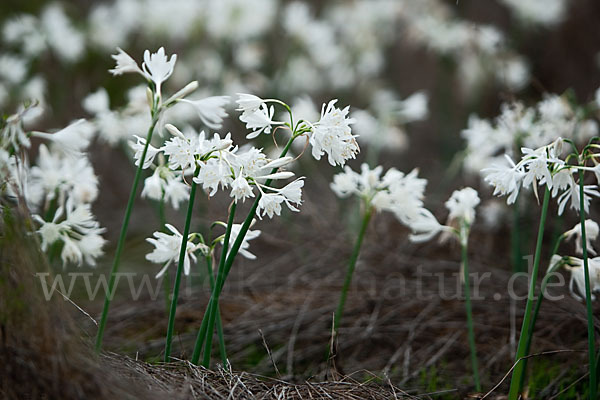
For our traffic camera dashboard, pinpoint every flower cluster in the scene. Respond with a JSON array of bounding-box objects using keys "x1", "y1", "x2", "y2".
[
  {"x1": 330, "y1": 163, "x2": 427, "y2": 223},
  {"x1": 483, "y1": 138, "x2": 600, "y2": 215},
  {"x1": 236, "y1": 94, "x2": 359, "y2": 167},
  {"x1": 550, "y1": 220, "x2": 600, "y2": 302},
  {"x1": 33, "y1": 200, "x2": 106, "y2": 267},
  {"x1": 462, "y1": 94, "x2": 599, "y2": 175},
  {"x1": 146, "y1": 224, "x2": 209, "y2": 279},
  {"x1": 0, "y1": 102, "x2": 106, "y2": 267}
]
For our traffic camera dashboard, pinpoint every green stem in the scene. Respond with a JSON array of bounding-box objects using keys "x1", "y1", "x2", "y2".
[
  {"x1": 579, "y1": 169, "x2": 597, "y2": 399},
  {"x1": 95, "y1": 113, "x2": 158, "y2": 352},
  {"x1": 333, "y1": 206, "x2": 373, "y2": 334},
  {"x1": 462, "y1": 223, "x2": 481, "y2": 392},
  {"x1": 204, "y1": 255, "x2": 228, "y2": 367},
  {"x1": 508, "y1": 187, "x2": 550, "y2": 399},
  {"x1": 164, "y1": 165, "x2": 200, "y2": 362},
  {"x1": 518, "y1": 236, "x2": 564, "y2": 393},
  {"x1": 199, "y1": 204, "x2": 236, "y2": 367},
  {"x1": 511, "y1": 195, "x2": 522, "y2": 273},
  {"x1": 192, "y1": 135, "x2": 297, "y2": 367},
  {"x1": 159, "y1": 195, "x2": 171, "y2": 317},
  {"x1": 201, "y1": 203, "x2": 236, "y2": 367}
]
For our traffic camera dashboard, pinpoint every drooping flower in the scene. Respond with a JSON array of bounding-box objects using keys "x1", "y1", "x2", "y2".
[
  {"x1": 445, "y1": 187, "x2": 480, "y2": 224},
  {"x1": 310, "y1": 99, "x2": 358, "y2": 167},
  {"x1": 180, "y1": 95, "x2": 230, "y2": 129},
  {"x1": 257, "y1": 193, "x2": 284, "y2": 219},
  {"x1": 146, "y1": 224, "x2": 205, "y2": 279},
  {"x1": 240, "y1": 103, "x2": 281, "y2": 139},
  {"x1": 482, "y1": 155, "x2": 525, "y2": 205},
  {"x1": 219, "y1": 221, "x2": 262, "y2": 260},
  {"x1": 130, "y1": 135, "x2": 161, "y2": 169},
  {"x1": 32, "y1": 119, "x2": 94, "y2": 157},
  {"x1": 236, "y1": 93, "x2": 264, "y2": 113},
  {"x1": 109, "y1": 47, "x2": 143, "y2": 76},
  {"x1": 33, "y1": 200, "x2": 106, "y2": 267},
  {"x1": 564, "y1": 220, "x2": 600, "y2": 256}
]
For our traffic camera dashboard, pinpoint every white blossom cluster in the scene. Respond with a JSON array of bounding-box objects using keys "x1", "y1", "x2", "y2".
[
  {"x1": 463, "y1": 93, "x2": 600, "y2": 175},
  {"x1": 330, "y1": 163, "x2": 427, "y2": 224},
  {"x1": 0, "y1": 0, "x2": 565, "y2": 152},
  {"x1": 0, "y1": 104, "x2": 106, "y2": 267},
  {"x1": 498, "y1": 0, "x2": 568, "y2": 26},
  {"x1": 550, "y1": 220, "x2": 600, "y2": 302},
  {"x1": 482, "y1": 138, "x2": 600, "y2": 215},
  {"x1": 124, "y1": 47, "x2": 363, "y2": 278}
]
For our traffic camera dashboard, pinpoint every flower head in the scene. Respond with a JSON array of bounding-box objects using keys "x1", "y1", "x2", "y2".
[
  {"x1": 564, "y1": 220, "x2": 600, "y2": 256},
  {"x1": 146, "y1": 224, "x2": 205, "y2": 279},
  {"x1": 445, "y1": 187, "x2": 480, "y2": 224},
  {"x1": 109, "y1": 47, "x2": 143, "y2": 76},
  {"x1": 142, "y1": 47, "x2": 177, "y2": 98},
  {"x1": 310, "y1": 99, "x2": 358, "y2": 166}
]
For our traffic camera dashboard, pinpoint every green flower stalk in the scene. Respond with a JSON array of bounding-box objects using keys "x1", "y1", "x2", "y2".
[
  {"x1": 507, "y1": 187, "x2": 550, "y2": 399},
  {"x1": 333, "y1": 206, "x2": 373, "y2": 336},
  {"x1": 191, "y1": 135, "x2": 297, "y2": 366},
  {"x1": 164, "y1": 166, "x2": 200, "y2": 362},
  {"x1": 460, "y1": 220, "x2": 481, "y2": 392},
  {"x1": 95, "y1": 110, "x2": 159, "y2": 352},
  {"x1": 403, "y1": 187, "x2": 482, "y2": 390},
  {"x1": 578, "y1": 168, "x2": 597, "y2": 398}
]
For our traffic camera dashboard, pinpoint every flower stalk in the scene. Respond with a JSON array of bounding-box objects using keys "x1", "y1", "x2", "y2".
[
  {"x1": 204, "y1": 255, "x2": 228, "y2": 367},
  {"x1": 164, "y1": 165, "x2": 201, "y2": 362},
  {"x1": 333, "y1": 205, "x2": 373, "y2": 336},
  {"x1": 461, "y1": 221, "x2": 481, "y2": 392},
  {"x1": 508, "y1": 187, "x2": 550, "y2": 399},
  {"x1": 95, "y1": 110, "x2": 158, "y2": 352},
  {"x1": 200, "y1": 202, "x2": 237, "y2": 366},
  {"x1": 579, "y1": 168, "x2": 597, "y2": 399},
  {"x1": 192, "y1": 134, "x2": 298, "y2": 367}
]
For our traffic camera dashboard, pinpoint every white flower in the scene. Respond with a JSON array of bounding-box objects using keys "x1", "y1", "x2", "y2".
[
  {"x1": 141, "y1": 169, "x2": 164, "y2": 201},
  {"x1": 564, "y1": 220, "x2": 600, "y2": 256},
  {"x1": 408, "y1": 208, "x2": 451, "y2": 243},
  {"x1": 194, "y1": 158, "x2": 231, "y2": 196},
  {"x1": 32, "y1": 119, "x2": 94, "y2": 157},
  {"x1": 445, "y1": 187, "x2": 480, "y2": 224},
  {"x1": 109, "y1": 47, "x2": 143, "y2": 76},
  {"x1": 330, "y1": 166, "x2": 360, "y2": 198},
  {"x1": 257, "y1": 193, "x2": 284, "y2": 219},
  {"x1": 230, "y1": 175, "x2": 254, "y2": 203},
  {"x1": 142, "y1": 47, "x2": 177, "y2": 98},
  {"x1": 130, "y1": 135, "x2": 161, "y2": 169},
  {"x1": 33, "y1": 200, "x2": 106, "y2": 267},
  {"x1": 236, "y1": 93, "x2": 264, "y2": 113},
  {"x1": 240, "y1": 103, "x2": 281, "y2": 139},
  {"x1": 146, "y1": 224, "x2": 200, "y2": 279},
  {"x1": 222, "y1": 222, "x2": 261, "y2": 260},
  {"x1": 563, "y1": 256, "x2": 600, "y2": 302},
  {"x1": 557, "y1": 178, "x2": 600, "y2": 216},
  {"x1": 161, "y1": 135, "x2": 198, "y2": 171},
  {"x1": 277, "y1": 178, "x2": 304, "y2": 212},
  {"x1": 551, "y1": 168, "x2": 574, "y2": 197},
  {"x1": 482, "y1": 155, "x2": 524, "y2": 204},
  {"x1": 77, "y1": 233, "x2": 106, "y2": 266},
  {"x1": 310, "y1": 99, "x2": 359, "y2": 166},
  {"x1": 398, "y1": 91, "x2": 428, "y2": 123},
  {"x1": 180, "y1": 95, "x2": 230, "y2": 129},
  {"x1": 164, "y1": 177, "x2": 189, "y2": 210},
  {"x1": 83, "y1": 88, "x2": 110, "y2": 115}
]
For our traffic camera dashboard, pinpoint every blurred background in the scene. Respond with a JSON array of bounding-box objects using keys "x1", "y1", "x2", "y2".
[{"x1": 2, "y1": 0, "x2": 600, "y2": 397}]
